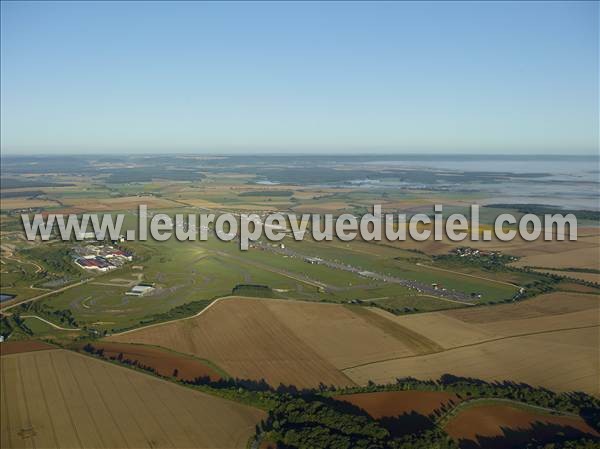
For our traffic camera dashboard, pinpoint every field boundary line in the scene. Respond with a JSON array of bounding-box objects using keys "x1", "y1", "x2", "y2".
[
  {"x1": 416, "y1": 262, "x2": 520, "y2": 288},
  {"x1": 341, "y1": 324, "x2": 600, "y2": 371}
]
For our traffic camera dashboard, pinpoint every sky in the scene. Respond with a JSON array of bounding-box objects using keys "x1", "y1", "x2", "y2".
[{"x1": 1, "y1": 1, "x2": 598, "y2": 155}]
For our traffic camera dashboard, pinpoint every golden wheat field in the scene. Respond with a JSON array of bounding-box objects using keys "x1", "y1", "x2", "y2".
[
  {"x1": 110, "y1": 297, "x2": 356, "y2": 388},
  {"x1": 110, "y1": 297, "x2": 457, "y2": 387},
  {"x1": 0, "y1": 349, "x2": 264, "y2": 449},
  {"x1": 110, "y1": 293, "x2": 599, "y2": 394},
  {"x1": 344, "y1": 292, "x2": 599, "y2": 394}
]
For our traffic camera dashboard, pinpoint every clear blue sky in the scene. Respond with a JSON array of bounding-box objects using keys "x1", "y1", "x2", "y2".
[{"x1": 1, "y1": 1, "x2": 597, "y2": 155}]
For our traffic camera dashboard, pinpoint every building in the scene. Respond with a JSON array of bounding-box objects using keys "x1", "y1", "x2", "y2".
[
  {"x1": 75, "y1": 256, "x2": 114, "y2": 272},
  {"x1": 126, "y1": 284, "x2": 155, "y2": 296}
]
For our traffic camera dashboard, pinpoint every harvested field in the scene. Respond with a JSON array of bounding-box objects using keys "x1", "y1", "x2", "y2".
[
  {"x1": 292, "y1": 201, "x2": 350, "y2": 213},
  {"x1": 383, "y1": 292, "x2": 599, "y2": 349},
  {"x1": 512, "y1": 245, "x2": 600, "y2": 271},
  {"x1": 0, "y1": 340, "x2": 54, "y2": 355},
  {"x1": 334, "y1": 390, "x2": 460, "y2": 418},
  {"x1": 556, "y1": 282, "x2": 600, "y2": 294},
  {"x1": 110, "y1": 294, "x2": 599, "y2": 393},
  {"x1": 382, "y1": 227, "x2": 600, "y2": 261},
  {"x1": 110, "y1": 298, "x2": 357, "y2": 388},
  {"x1": 0, "y1": 198, "x2": 60, "y2": 210},
  {"x1": 370, "y1": 309, "x2": 495, "y2": 349},
  {"x1": 261, "y1": 301, "x2": 438, "y2": 368},
  {"x1": 535, "y1": 269, "x2": 600, "y2": 284},
  {"x1": 348, "y1": 306, "x2": 443, "y2": 354},
  {"x1": 444, "y1": 292, "x2": 599, "y2": 323},
  {"x1": 0, "y1": 349, "x2": 264, "y2": 449},
  {"x1": 444, "y1": 403, "x2": 600, "y2": 449},
  {"x1": 177, "y1": 198, "x2": 225, "y2": 209},
  {"x1": 57, "y1": 195, "x2": 182, "y2": 213},
  {"x1": 345, "y1": 326, "x2": 599, "y2": 395},
  {"x1": 76, "y1": 342, "x2": 223, "y2": 381}
]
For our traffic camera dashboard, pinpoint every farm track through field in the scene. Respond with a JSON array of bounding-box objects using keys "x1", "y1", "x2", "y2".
[{"x1": 342, "y1": 323, "x2": 600, "y2": 371}]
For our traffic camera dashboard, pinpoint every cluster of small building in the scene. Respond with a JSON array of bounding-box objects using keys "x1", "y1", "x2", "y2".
[
  {"x1": 73, "y1": 244, "x2": 133, "y2": 272},
  {"x1": 452, "y1": 247, "x2": 500, "y2": 258}
]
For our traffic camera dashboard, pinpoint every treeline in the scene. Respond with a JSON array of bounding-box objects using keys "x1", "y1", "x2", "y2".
[
  {"x1": 526, "y1": 439, "x2": 600, "y2": 449},
  {"x1": 140, "y1": 298, "x2": 211, "y2": 322},
  {"x1": 82, "y1": 343, "x2": 159, "y2": 374},
  {"x1": 0, "y1": 314, "x2": 33, "y2": 339},
  {"x1": 433, "y1": 253, "x2": 515, "y2": 271},
  {"x1": 111, "y1": 298, "x2": 213, "y2": 333},
  {"x1": 334, "y1": 375, "x2": 600, "y2": 429},
  {"x1": 232, "y1": 284, "x2": 274, "y2": 298},
  {"x1": 258, "y1": 394, "x2": 457, "y2": 449},
  {"x1": 76, "y1": 343, "x2": 600, "y2": 449},
  {"x1": 22, "y1": 245, "x2": 81, "y2": 279},
  {"x1": 19, "y1": 302, "x2": 78, "y2": 328}
]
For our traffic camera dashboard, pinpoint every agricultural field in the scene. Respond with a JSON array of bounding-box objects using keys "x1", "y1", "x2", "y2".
[
  {"x1": 444, "y1": 402, "x2": 599, "y2": 449},
  {"x1": 344, "y1": 292, "x2": 599, "y2": 394},
  {"x1": 0, "y1": 340, "x2": 55, "y2": 355},
  {"x1": 73, "y1": 341, "x2": 224, "y2": 381},
  {"x1": 1, "y1": 154, "x2": 599, "y2": 449},
  {"x1": 532, "y1": 269, "x2": 600, "y2": 284},
  {"x1": 109, "y1": 297, "x2": 356, "y2": 388},
  {"x1": 334, "y1": 390, "x2": 461, "y2": 418},
  {"x1": 108, "y1": 292, "x2": 599, "y2": 395},
  {"x1": 0, "y1": 347, "x2": 265, "y2": 449},
  {"x1": 107, "y1": 295, "x2": 464, "y2": 386}
]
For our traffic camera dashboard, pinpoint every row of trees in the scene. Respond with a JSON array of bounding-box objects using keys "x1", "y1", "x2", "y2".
[
  {"x1": 332, "y1": 375, "x2": 600, "y2": 426},
  {"x1": 78, "y1": 343, "x2": 600, "y2": 449},
  {"x1": 258, "y1": 394, "x2": 458, "y2": 449},
  {"x1": 19, "y1": 302, "x2": 78, "y2": 327}
]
